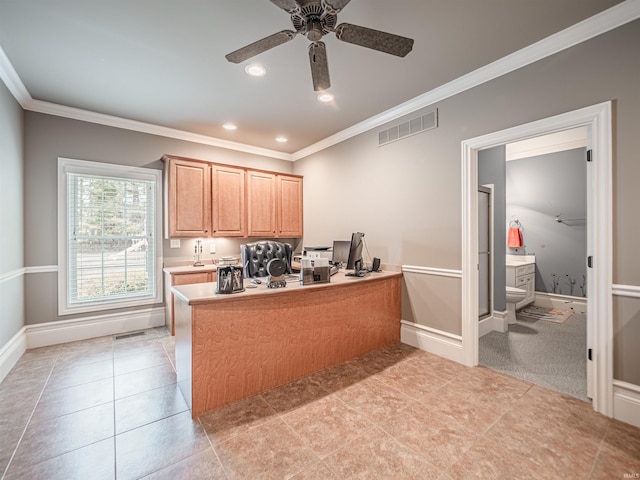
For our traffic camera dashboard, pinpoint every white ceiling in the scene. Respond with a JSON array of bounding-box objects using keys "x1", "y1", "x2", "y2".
[{"x1": 0, "y1": 0, "x2": 629, "y2": 159}]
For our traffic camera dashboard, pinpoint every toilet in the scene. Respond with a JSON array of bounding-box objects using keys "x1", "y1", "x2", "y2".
[{"x1": 505, "y1": 286, "x2": 527, "y2": 324}]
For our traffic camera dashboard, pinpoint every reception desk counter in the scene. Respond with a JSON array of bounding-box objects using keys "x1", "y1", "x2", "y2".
[{"x1": 172, "y1": 270, "x2": 402, "y2": 417}]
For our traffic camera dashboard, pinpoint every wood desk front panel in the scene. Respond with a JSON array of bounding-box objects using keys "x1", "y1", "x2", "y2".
[{"x1": 187, "y1": 274, "x2": 400, "y2": 416}]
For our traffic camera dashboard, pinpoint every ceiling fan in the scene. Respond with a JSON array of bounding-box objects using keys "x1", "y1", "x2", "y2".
[{"x1": 225, "y1": 0, "x2": 414, "y2": 92}]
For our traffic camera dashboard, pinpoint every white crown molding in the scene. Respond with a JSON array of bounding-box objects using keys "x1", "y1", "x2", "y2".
[
  {"x1": 26, "y1": 99, "x2": 293, "y2": 162},
  {"x1": 0, "y1": 44, "x2": 30, "y2": 107},
  {"x1": 292, "y1": 0, "x2": 640, "y2": 160},
  {"x1": 1, "y1": 1, "x2": 639, "y2": 162}
]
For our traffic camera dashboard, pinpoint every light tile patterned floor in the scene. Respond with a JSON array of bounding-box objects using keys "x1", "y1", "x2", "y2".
[{"x1": 0, "y1": 327, "x2": 638, "y2": 479}]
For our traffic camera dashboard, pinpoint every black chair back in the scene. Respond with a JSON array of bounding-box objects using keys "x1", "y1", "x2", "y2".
[{"x1": 241, "y1": 241, "x2": 293, "y2": 278}]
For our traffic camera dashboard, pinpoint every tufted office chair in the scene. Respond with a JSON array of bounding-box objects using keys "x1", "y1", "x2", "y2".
[{"x1": 241, "y1": 241, "x2": 293, "y2": 278}]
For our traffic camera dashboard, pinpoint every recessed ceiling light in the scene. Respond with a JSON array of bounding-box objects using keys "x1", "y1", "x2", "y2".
[
  {"x1": 244, "y1": 63, "x2": 266, "y2": 77},
  {"x1": 275, "y1": 136, "x2": 288, "y2": 143},
  {"x1": 317, "y1": 92, "x2": 334, "y2": 103},
  {"x1": 223, "y1": 123, "x2": 237, "y2": 131}
]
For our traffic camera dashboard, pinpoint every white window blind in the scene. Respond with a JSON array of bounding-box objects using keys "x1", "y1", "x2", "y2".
[{"x1": 58, "y1": 158, "x2": 162, "y2": 315}]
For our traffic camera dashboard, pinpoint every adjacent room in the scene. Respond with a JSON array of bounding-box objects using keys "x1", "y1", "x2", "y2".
[{"x1": 1, "y1": 1, "x2": 639, "y2": 478}]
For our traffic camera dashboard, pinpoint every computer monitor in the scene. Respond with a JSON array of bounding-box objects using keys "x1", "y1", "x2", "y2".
[
  {"x1": 331, "y1": 240, "x2": 350, "y2": 266},
  {"x1": 346, "y1": 232, "x2": 365, "y2": 270}
]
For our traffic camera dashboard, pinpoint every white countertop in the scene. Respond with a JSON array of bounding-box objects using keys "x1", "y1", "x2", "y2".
[
  {"x1": 171, "y1": 270, "x2": 402, "y2": 306},
  {"x1": 163, "y1": 264, "x2": 222, "y2": 274},
  {"x1": 506, "y1": 254, "x2": 535, "y2": 267}
]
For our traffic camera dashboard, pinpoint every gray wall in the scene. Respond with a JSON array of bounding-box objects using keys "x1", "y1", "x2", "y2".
[
  {"x1": 23, "y1": 113, "x2": 294, "y2": 325},
  {"x1": 294, "y1": 20, "x2": 640, "y2": 384},
  {"x1": 506, "y1": 148, "x2": 587, "y2": 296},
  {"x1": 0, "y1": 80, "x2": 25, "y2": 347}
]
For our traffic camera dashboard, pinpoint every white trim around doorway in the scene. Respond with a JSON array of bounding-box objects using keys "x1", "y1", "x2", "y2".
[{"x1": 460, "y1": 101, "x2": 613, "y2": 417}]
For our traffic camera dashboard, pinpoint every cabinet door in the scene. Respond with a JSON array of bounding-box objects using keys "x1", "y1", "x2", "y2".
[
  {"x1": 525, "y1": 273, "x2": 535, "y2": 304},
  {"x1": 172, "y1": 272, "x2": 211, "y2": 286},
  {"x1": 277, "y1": 175, "x2": 303, "y2": 238},
  {"x1": 247, "y1": 170, "x2": 276, "y2": 237},
  {"x1": 212, "y1": 165, "x2": 245, "y2": 237},
  {"x1": 166, "y1": 158, "x2": 211, "y2": 237}
]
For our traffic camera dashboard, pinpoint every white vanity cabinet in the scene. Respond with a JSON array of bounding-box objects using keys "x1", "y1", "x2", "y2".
[{"x1": 506, "y1": 260, "x2": 535, "y2": 309}]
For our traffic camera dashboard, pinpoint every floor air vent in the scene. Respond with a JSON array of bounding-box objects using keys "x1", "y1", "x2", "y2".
[
  {"x1": 115, "y1": 331, "x2": 146, "y2": 340},
  {"x1": 378, "y1": 109, "x2": 438, "y2": 147}
]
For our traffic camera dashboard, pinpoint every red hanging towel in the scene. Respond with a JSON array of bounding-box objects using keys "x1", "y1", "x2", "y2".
[{"x1": 508, "y1": 227, "x2": 522, "y2": 248}]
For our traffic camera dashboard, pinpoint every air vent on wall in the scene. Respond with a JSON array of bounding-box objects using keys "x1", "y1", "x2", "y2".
[{"x1": 378, "y1": 109, "x2": 438, "y2": 147}]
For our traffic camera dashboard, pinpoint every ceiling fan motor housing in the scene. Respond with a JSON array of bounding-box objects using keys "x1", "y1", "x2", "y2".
[{"x1": 291, "y1": 0, "x2": 337, "y2": 40}]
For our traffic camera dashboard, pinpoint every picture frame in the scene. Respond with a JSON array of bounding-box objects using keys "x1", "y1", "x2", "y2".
[{"x1": 216, "y1": 266, "x2": 244, "y2": 294}]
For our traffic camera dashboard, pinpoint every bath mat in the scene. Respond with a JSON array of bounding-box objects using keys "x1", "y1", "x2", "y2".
[{"x1": 517, "y1": 306, "x2": 573, "y2": 324}]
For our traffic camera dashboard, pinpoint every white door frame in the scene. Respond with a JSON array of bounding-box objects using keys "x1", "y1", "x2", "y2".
[{"x1": 461, "y1": 101, "x2": 613, "y2": 417}]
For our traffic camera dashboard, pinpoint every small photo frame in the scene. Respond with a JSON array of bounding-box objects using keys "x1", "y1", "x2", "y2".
[{"x1": 216, "y1": 266, "x2": 245, "y2": 294}]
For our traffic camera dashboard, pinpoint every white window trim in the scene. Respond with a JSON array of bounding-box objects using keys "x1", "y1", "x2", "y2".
[{"x1": 57, "y1": 157, "x2": 163, "y2": 316}]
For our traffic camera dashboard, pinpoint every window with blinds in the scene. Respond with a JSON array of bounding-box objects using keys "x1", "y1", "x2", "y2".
[{"x1": 58, "y1": 158, "x2": 162, "y2": 315}]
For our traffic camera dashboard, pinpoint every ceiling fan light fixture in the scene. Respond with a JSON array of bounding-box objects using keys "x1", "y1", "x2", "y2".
[
  {"x1": 317, "y1": 92, "x2": 334, "y2": 103},
  {"x1": 244, "y1": 63, "x2": 267, "y2": 77},
  {"x1": 223, "y1": 123, "x2": 238, "y2": 131},
  {"x1": 226, "y1": 1, "x2": 414, "y2": 91}
]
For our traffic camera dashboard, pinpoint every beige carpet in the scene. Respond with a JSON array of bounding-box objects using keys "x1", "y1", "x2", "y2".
[{"x1": 517, "y1": 305, "x2": 574, "y2": 324}]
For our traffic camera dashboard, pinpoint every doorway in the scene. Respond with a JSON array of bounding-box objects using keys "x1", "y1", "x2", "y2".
[
  {"x1": 477, "y1": 135, "x2": 589, "y2": 401},
  {"x1": 460, "y1": 102, "x2": 613, "y2": 417}
]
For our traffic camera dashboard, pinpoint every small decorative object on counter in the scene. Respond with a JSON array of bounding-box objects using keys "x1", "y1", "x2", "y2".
[
  {"x1": 299, "y1": 257, "x2": 330, "y2": 285},
  {"x1": 216, "y1": 266, "x2": 244, "y2": 294},
  {"x1": 218, "y1": 256, "x2": 238, "y2": 266},
  {"x1": 193, "y1": 239, "x2": 204, "y2": 266},
  {"x1": 266, "y1": 258, "x2": 287, "y2": 288}
]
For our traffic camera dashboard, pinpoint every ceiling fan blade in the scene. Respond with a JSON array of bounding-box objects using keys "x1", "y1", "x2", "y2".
[
  {"x1": 308, "y1": 42, "x2": 330, "y2": 92},
  {"x1": 225, "y1": 30, "x2": 297, "y2": 64},
  {"x1": 335, "y1": 23, "x2": 414, "y2": 57},
  {"x1": 322, "y1": 0, "x2": 352, "y2": 14},
  {"x1": 268, "y1": 0, "x2": 301, "y2": 14}
]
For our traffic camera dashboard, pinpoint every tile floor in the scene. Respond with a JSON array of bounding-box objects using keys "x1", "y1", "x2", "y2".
[{"x1": 0, "y1": 327, "x2": 639, "y2": 479}]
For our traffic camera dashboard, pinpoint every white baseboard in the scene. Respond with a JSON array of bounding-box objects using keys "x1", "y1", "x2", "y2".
[
  {"x1": 478, "y1": 316, "x2": 493, "y2": 337},
  {"x1": 479, "y1": 310, "x2": 508, "y2": 337},
  {"x1": 25, "y1": 307, "x2": 166, "y2": 349},
  {"x1": 0, "y1": 327, "x2": 27, "y2": 384},
  {"x1": 400, "y1": 320, "x2": 463, "y2": 364},
  {"x1": 613, "y1": 380, "x2": 640, "y2": 428},
  {"x1": 0, "y1": 307, "x2": 166, "y2": 383}
]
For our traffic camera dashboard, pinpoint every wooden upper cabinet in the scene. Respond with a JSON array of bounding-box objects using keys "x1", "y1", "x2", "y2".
[
  {"x1": 166, "y1": 157, "x2": 211, "y2": 238},
  {"x1": 211, "y1": 165, "x2": 245, "y2": 237},
  {"x1": 164, "y1": 154, "x2": 303, "y2": 239},
  {"x1": 277, "y1": 175, "x2": 303, "y2": 237},
  {"x1": 247, "y1": 170, "x2": 277, "y2": 237}
]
